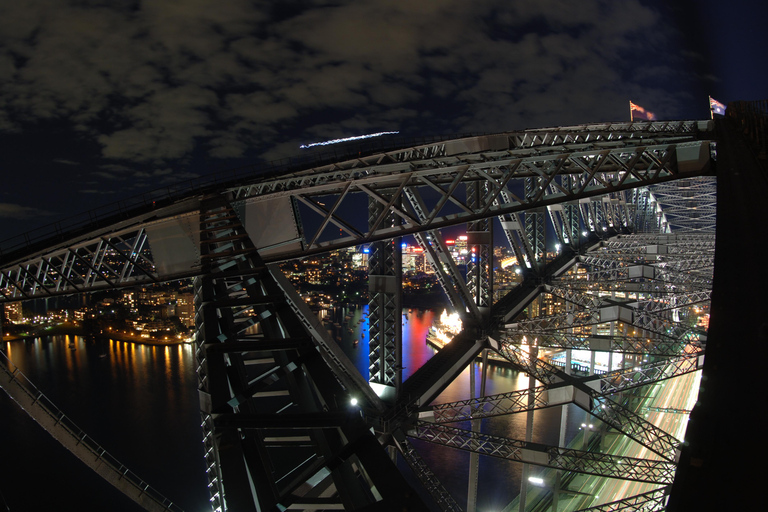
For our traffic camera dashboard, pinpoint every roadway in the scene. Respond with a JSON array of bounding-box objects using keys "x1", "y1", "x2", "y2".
[
  {"x1": 500, "y1": 357, "x2": 701, "y2": 512},
  {"x1": 560, "y1": 369, "x2": 701, "y2": 510}
]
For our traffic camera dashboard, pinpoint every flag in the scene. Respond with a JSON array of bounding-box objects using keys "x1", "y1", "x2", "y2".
[
  {"x1": 630, "y1": 101, "x2": 655, "y2": 121},
  {"x1": 709, "y1": 96, "x2": 726, "y2": 116}
]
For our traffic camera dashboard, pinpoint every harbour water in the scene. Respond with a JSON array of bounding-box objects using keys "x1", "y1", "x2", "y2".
[{"x1": 0, "y1": 307, "x2": 586, "y2": 511}]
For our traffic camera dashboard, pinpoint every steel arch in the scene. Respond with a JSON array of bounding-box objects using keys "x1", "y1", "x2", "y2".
[{"x1": 0, "y1": 120, "x2": 717, "y2": 512}]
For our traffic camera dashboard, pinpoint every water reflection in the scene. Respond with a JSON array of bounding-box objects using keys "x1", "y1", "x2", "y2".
[
  {"x1": 327, "y1": 306, "x2": 587, "y2": 510},
  {"x1": 3, "y1": 309, "x2": 584, "y2": 512},
  {"x1": 0, "y1": 335, "x2": 209, "y2": 511}
]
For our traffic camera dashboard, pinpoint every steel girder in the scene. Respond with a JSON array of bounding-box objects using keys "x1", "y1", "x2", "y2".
[
  {"x1": 193, "y1": 195, "x2": 421, "y2": 511},
  {"x1": 498, "y1": 206, "x2": 536, "y2": 270},
  {"x1": 497, "y1": 234, "x2": 714, "y2": 355},
  {"x1": 0, "y1": 121, "x2": 717, "y2": 512},
  {"x1": 574, "y1": 486, "x2": 669, "y2": 511},
  {"x1": 0, "y1": 227, "x2": 160, "y2": 301},
  {"x1": 425, "y1": 352, "x2": 703, "y2": 426},
  {"x1": 422, "y1": 383, "x2": 682, "y2": 464},
  {"x1": 392, "y1": 433, "x2": 464, "y2": 512},
  {"x1": 404, "y1": 186, "x2": 480, "y2": 321},
  {"x1": 504, "y1": 307, "x2": 694, "y2": 342},
  {"x1": 367, "y1": 191, "x2": 403, "y2": 396},
  {"x1": 0, "y1": 125, "x2": 713, "y2": 303},
  {"x1": 464, "y1": 231, "x2": 710, "y2": 509},
  {"x1": 486, "y1": 343, "x2": 684, "y2": 462},
  {"x1": 466, "y1": 180, "x2": 493, "y2": 319},
  {"x1": 501, "y1": 331, "x2": 697, "y2": 356},
  {"x1": 648, "y1": 177, "x2": 718, "y2": 232},
  {"x1": 410, "y1": 422, "x2": 676, "y2": 485},
  {"x1": 225, "y1": 138, "x2": 713, "y2": 260}
]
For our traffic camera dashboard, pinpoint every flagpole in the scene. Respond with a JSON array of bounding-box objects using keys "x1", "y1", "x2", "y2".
[
  {"x1": 709, "y1": 96, "x2": 714, "y2": 120},
  {"x1": 629, "y1": 101, "x2": 634, "y2": 122}
]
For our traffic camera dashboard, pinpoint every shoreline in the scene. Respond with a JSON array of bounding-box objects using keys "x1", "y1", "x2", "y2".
[{"x1": 3, "y1": 325, "x2": 187, "y2": 346}]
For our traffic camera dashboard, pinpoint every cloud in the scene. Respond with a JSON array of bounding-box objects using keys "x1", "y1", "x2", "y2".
[
  {"x1": 0, "y1": 202, "x2": 54, "y2": 219},
  {"x1": 0, "y1": 0, "x2": 704, "y2": 171}
]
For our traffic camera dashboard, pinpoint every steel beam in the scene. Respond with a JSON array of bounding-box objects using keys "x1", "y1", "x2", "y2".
[{"x1": 410, "y1": 422, "x2": 676, "y2": 484}]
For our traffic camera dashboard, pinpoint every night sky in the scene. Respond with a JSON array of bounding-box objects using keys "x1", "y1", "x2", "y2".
[{"x1": 1, "y1": 0, "x2": 766, "y2": 244}]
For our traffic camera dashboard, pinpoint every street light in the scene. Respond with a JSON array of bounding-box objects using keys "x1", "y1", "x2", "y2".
[{"x1": 580, "y1": 423, "x2": 595, "y2": 449}]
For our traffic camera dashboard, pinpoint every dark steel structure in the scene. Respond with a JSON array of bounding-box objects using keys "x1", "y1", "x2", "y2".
[{"x1": 3, "y1": 110, "x2": 764, "y2": 511}]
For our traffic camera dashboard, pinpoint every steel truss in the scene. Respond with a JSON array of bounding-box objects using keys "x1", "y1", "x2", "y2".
[
  {"x1": 193, "y1": 195, "x2": 420, "y2": 511},
  {"x1": 393, "y1": 432, "x2": 464, "y2": 512},
  {"x1": 0, "y1": 123, "x2": 713, "y2": 302},
  {"x1": 0, "y1": 227, "x2": 159, "y2": 301},
  {"x1": 485, "y1": 343, "x2": 684, "y2": 462},
  {"x1": 367, "y1": 191, "x2": 403, "y2": 396},
  {"x1": 425, "y1": 353, "x2": 702, "y2": 425},
  {"x1": 0, "y1": 121, "x2": 717, "y2": 512},
  {"x1": 410, "y1": 422, "x2": 676, "y2": 484},
  {"x1": 574, "y1": 486, "x2": 669, "y2": 511}
]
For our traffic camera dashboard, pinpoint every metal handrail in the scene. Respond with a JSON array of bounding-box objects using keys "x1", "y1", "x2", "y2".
[{"x1": 0, "y1": 350, "x2": 183, "y2": 512}]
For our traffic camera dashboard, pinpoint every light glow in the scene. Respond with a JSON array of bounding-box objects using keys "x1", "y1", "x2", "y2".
[{"x1": 300, "y1": 131, "x2": 399, "y2": 149}]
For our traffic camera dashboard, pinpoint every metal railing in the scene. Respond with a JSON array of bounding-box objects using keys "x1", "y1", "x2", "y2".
[{"x1": 0, "y1": 350, "x2": 183, "y2": 512}]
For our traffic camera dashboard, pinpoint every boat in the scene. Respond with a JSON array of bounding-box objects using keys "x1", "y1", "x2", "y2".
[{"x1": 427, "y1": 309, "x2": 515, "y2": 366}]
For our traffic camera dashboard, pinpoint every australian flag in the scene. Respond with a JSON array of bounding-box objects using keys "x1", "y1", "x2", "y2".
[
  {"x1": 630, "y1": 101, "x2": 655, "y2": 121},
  {"x1": 709, "y1": 96, "x2": 726, "y2": 116}
]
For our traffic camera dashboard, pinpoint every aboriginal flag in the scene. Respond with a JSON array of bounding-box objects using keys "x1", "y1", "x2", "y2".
[
  {"x1": 630, "y1": 101, "x2": 655, "y2": 121},
  {"x1": 709, "y1": 96, "x2": 726, "y2": 116}
]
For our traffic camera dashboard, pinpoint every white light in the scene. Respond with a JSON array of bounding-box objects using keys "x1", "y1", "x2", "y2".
[
  {"x1": 529, "y1": 476, "x2": 545, "y2": 485},
  {"x1": 300, "y1": 131, "x2": 399, "y2": 149},
  {"x1": 350, "y1": 397, "x2": 358, "y2": 406}
]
